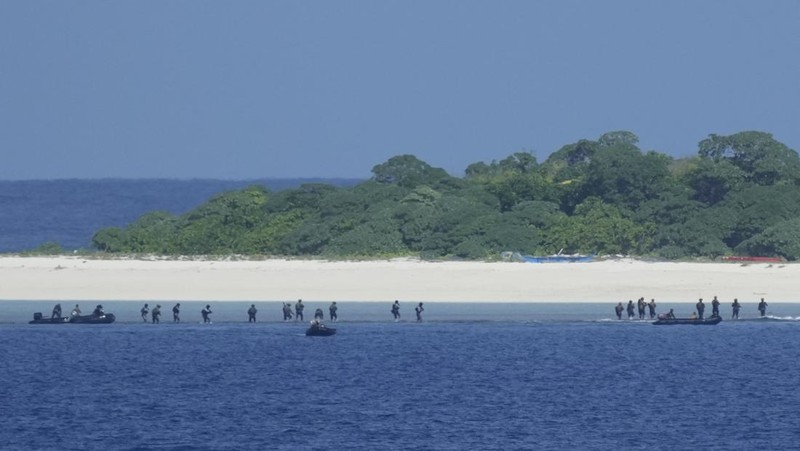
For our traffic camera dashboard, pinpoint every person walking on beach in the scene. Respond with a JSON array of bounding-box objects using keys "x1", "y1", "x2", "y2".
[
  {"x1": 295, "y1": 299, "x2": 305, "y2": 321},
  {"x1": 648, "y1": 299, "x2": 657, "y2": 319},
  {"x1": 415, "y1": 302, "x2": 424, "y2": 322},
  {"x1": 696, "y1": 298, "x2": 705, "y2": 320},
  {"x1": 172, "y1": 303, "x2": 181, "y2": 323},
  {"x1": 152, "y1": 305, "x2": 161, "y2": 324},
  {"x1": 329, "y1": 302, "x2": 338, "y2": 322},
  {"x1": 758, "y1": 298, "x2": 768, "y2": 317},
  {"x1": 282, "y1": 302, "x2": 293, "y2": 321},
  {"x1": 141, "y1": 303, "x2": 149, "y2": 322},
  {"x1": 614, "y1": 302, "x2": 624, "y2": 320},
  {"x1": 711, "y1": 296, "x2": 720, "y2": 317},
  {"x1": 248, "y1": 304, "x2": 258, "y2": 323},
  {"x1": 626, "y1": 300, "x2": 635, "y2": 319},
  {"x1": 70, "y1": 304, "x2": 81, "y2": 318},
  {"x1": 391, "y1": 300, "x2": 401, "y2": 321},
  {"x1": 731, "y1": 298, "x2": 741, "y2": 320},
  {"x1": 201, "y1": 304, "x2": 212, "y2": 323}
]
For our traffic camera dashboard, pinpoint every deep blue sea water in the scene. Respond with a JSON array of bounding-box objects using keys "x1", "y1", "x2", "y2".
[
  {"x1": 3, "y1": 302, "x2": 800, "y2": 450},
  {"x1": 0, "y1": 179, "x2": 360, "y2": 253},
  {"x1": 3, "y1": 181, "x2": 800, "y2": 449}
]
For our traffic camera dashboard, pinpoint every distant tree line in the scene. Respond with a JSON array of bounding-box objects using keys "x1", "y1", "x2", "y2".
[{"x1": 90, "y1": 130, "x2": 800, "y2": 261}]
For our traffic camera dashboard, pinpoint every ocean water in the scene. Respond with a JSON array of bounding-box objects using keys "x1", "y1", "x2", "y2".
[
  {"x1": 0, "y1": 179, "x2": 359, "y2": 253},
  {"x1": 3, "y1": 302, "x2": 800, "y2": 450}
]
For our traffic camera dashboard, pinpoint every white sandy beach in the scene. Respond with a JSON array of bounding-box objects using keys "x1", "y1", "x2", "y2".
[{"x1": 0, "y1": 256, "x2": 796, "y2": 303}]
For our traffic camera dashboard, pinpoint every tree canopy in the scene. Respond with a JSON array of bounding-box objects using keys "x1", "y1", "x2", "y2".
[{"x1": 90, "y1": 130, "x2": 800, "y2": 261}]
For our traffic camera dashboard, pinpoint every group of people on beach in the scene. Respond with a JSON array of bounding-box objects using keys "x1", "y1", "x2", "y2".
[
  {"x1": 54, "y1": 299, "x2": 432, "y2": 323},
  {"x1": 614, "y1": 296, "x2": 770, "y2": 320},
  {"x1": 278, "y1": 299, "x2": 339, "y2": 323}
]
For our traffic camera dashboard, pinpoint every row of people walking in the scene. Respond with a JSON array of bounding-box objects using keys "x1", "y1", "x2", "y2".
[
  {"x1": 614, "y1": 296, "x2": 770, "y2": 320},
  {"x1": 133, "y1": 299, "x2": 426, "y2": 323}
]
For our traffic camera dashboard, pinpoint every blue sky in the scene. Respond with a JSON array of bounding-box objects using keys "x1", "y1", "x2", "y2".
[{"x1": 2, "y1": 1, "x2": 798, "y2": 179}]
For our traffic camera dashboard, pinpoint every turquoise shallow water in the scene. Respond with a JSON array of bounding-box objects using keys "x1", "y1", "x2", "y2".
[{"x1": 2, "y1": 302, "x2": 800, "y2": 450}]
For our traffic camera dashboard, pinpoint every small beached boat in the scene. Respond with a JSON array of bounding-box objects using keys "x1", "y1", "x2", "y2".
[
  {"x1": 28, "y1": 312, "x2": 116, "y2": 324},
  {"x1": 652, "y1": 315, "x2": 722, "y2": 326},
  {"x1": 69, "y1": 313, "x2": 116, "y2": 324},
  {"x1": 306, "y1": 323, "x2": 336, "y2": 336}
]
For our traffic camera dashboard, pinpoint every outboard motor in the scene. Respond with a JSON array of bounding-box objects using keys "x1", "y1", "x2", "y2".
[{"x1": 33, "y1": 312, "x2": 43, "y2": 320}]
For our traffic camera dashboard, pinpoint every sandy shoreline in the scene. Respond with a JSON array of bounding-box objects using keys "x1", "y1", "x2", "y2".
[{"x1": 1, "y1": 256, "x2": 796, "y2": 303}]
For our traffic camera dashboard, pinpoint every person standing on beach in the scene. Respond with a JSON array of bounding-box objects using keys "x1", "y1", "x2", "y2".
[
  {"x1": 295, "y1": 299, "x2": 305, "y2": 321},
  {"x1": 282, "y1": 302, "x2": 293, "y2": 321},
  {"x1": 152, "y1": 305, "x2": 161, "y2": 324},
  {"x1": 637, "y1": 297, "x2": 646, "y2": 320},
  {"x1": 329, "y1": 302, "x2": 338, "y2": 322},
  {"x1": 173, "y1": 303, "x2": 181, "y2": 323},
  {"x1": 391, "y1": 300, "x2": 401, "y2": 321},
  {"x1": 758, "y1": 298, "x2": 768, "y2": 317},
  {"x1": 614, "y1": 302, "x2": 624, "y2": 320},
  {"x1": 696, "y1": 298, "x2": 705, "y2": 320},
  {"x1": 647, "y1": 299, "x2": 657, "y2": 319},
  {"x1": 248, "y1": 304, "x2": 258, "y2": 323},
  {"x1": 141, "y1": 303, "x2": 149, "y2": 322},
  {"x1": 731, "y1": 298, "x2": 741, "y2": 319},
  {"x1": 626, "y1": 300, "x2": 635, "y2": 319},
  {"x1": 711, "y1": 296, "x2": 720, "y2": 317},
  {"x1": 415, "y1": 302, "x2": 424, "y2": 322},
  {"x1": 202, "y1": 304, "x2": 212, "y2": 323}
]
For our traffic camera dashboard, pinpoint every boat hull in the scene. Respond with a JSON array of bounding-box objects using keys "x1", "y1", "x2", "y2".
[
  {"x1": 29, "y1": 313, "x2": 116, "y2": 324},
  {"x1": 652, "y1": 316, "x2": 722, "y2": 326},
  {"x1": 306, "y1": 325, "x2": 336, "y2": 336}
]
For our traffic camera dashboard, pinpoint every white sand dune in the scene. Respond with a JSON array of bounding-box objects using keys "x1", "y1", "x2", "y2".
[{"x1": 0, "y1": 256, "x2": 796, "y2": 303}]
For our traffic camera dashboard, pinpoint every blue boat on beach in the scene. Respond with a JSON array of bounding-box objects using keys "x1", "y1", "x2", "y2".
[{"x1": 521, "y1": 253, "x2": 594, "y2": 263}]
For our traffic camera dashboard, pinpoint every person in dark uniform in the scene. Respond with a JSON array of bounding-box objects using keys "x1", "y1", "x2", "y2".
[
  {"x1": 172, "y1": 303, "x2": 181, "y2": 323},
  {"x1": 647, "y1": 299, "x2": 657, "y2": 319},
  {"x1": 667, "y1": 309, "x2": 676, "y2": 319},
  {"x1": 248, "y1": 304, "x2": 257, "y2": 323},
  {"x1": 637, "y1": 298, "x2": 646, "y2": 320},
  {"x1": 295, "y1": 299, "x2": 305, "y2": 321},
  {"x1": 329, "y1": 302, "x2": 338, "y2": 322},
  {"x1": 93, "y1": 304, "x2": 104, "y2": 316},
  {"x1": 696, "y1": 298, "x2": 705, "y2": 320},
  {"x1": 614, "y1": 302, "x2": 624, "y2": 320},
  {"x1": 415, "y1": 302, "x2": 424, "y2": 322},
  {"x1": 391, "y1": 300, "x2": 401, "y2": 321},
  {"x1": 758, "y1": 298, "x2": 768, "y2": 317},
  {"x1": 201, "y1": 304, "x2": 212, "y2": 323},
  {"x1": 51, "y1": 303, "x2": 62, "y2": 319},
  {"x1": 731, "y1": 298, "x2": 741, "y2": 319},
  {"x1": 314, "y1": 308, "x2": 324, "y2": 321},
  {"x1": 141, "y1": 303, "x2": 150, "y2": 322},
  {"x1": 152, "y1": 305, "x2": 161, "y2": 324},
  {"x1": 282, "y1": 302, "x2": 293, "y2": 321},
  {"x1": 711, "y1": 296, "x2": 720, "y2": 317},
  {"x1": 626, "y1": 300, "x2": 635, "y2": 319}
]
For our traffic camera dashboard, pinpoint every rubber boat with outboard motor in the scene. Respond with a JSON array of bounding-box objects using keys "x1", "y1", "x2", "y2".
[
  {"x1": 29, "y1": 312, "x2": 116, "y2": 324},
  {"x1": 652, "y1": 315, "x2": 722, "y2": 326},
  {"x1": 306, "y1": 322, "x2": 336, "y2": 336}
]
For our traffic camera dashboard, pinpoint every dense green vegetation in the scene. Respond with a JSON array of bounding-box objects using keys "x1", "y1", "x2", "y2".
[{"x1": 91, "y1": 131, "x2": 800, "y2": 261}]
